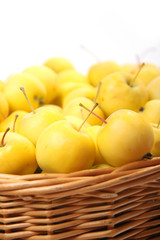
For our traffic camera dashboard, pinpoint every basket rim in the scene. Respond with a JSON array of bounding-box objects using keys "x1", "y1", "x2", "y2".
[{"x1": 0, "y1": 156, "x2": 160, "y2": 179}]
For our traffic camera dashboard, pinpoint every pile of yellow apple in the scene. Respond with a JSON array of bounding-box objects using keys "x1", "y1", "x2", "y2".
[{"x1": 0, "y1": 57, "x2": 160, "y2": 175}]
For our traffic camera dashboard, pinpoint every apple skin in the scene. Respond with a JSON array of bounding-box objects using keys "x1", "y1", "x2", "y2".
[
  {"x1": 23, "y1": 65, "x2": 59, "y2": 103},
  {"x1": 44, "y1": 57, "x2": 74, "y2": 73},
  {"x1": 135, "y1": 63, "x2": 160, "y2": 87},
  {"x1": 0, "y1": 110, "x2": 27, "y2": 132},
  {"x1": 53, "y1": 82, "x2": 93, "y2": 107},
  {"x1": 84, "y1": 125, "x2": 106, "y2": 165},
  {"x1": 97, "y1": 109, "x2": 154, "y2": 167},
  {"x1": 91, "y1": 163, "x2": 112, "y2": 169},
  {"x1": 139, "y1": 100, "x2": 160, "y2": 125},
  {"x1": 0, "y1": 80, "x2": 4, "y2": 91},
  {"x1": 120, "y1": 64, "x2": 137, "y2": 75},
  {"x1": 63, "y1": 86, "x2": 96, "y2": 108},
  {"x1": 17, "y1": 105, "x2": 65, "y2": 145},
  {"x1": 63, "y1": 97, "x2": 106, "y2": 126},
  {"x1": 150, "y1": 123, "x2": 160, "y2": 157},
  {"x1": 0, "y1": 131, "x2": 37, "y2": 174},
  {"x1": 147, "y1": 76, "x2": 160, "y2": 100},
  {"x1": 88, "y1": 61, "x2": 121, "y2": 87},
  {"x1": 40, "y1": 104, "x2": 63, "y2": 113},
  {"x1": 57, "y1": 69, "x2": 88, "y2": 85},
  {"x1": 65, "y1": 115, "x2": 91, "y2": 131},
  {"x1": 3, "y1": 72, "x2": 47, "y2": 112},
  {"x1": 36, "y1": 120, "x2": 95, "y2": 173},
  {"x1": 98, "y1": 72, "x2": 148, "y2": 117},
  {"x1": 0, "y1": 91, "x2": 9, "y2": 123}
]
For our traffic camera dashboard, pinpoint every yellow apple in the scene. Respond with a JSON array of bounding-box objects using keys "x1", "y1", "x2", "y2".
[
  {"x1": 63, "y1": 86, "x2": 96, "y2": 107},
  {"x1": 139, "y1": 99, "x2": 160, "y2": 124},
  {"x1": 84, "y1": 125, "x2": 106, "y2": 165},
  {"x1": 135, "y1": 63, "x2": 160, "y2": 87},
  {"x1": 97, "y1": 109, "x2": 154, "y2": 167},
  {"x1": 40, "y1": 104, "x2": 63, "y2": 113},
  {"x1": 0, "y1": 80, "x2": 4, "y2": 91},
  {"x1": 91, "y1": 163, "x2": 112, "y2": 169},
  {"x1": 57, "y1": 69, "x2": 88, "y2": 84},
  {"x1": 17, "y1": 105, "x2": 65, "y2": 145},
  {"x1": 88, "y1": 61, "x2": 121, "y2": 87},
  {"x1": 23, "y1": 65, "x2": 59, "y2": 103},
  {"x1": 120, "y1": 64, "x2": 137, "y2": 75},
  {"x1": 0, "y1": 131, "x2": 37, "y2": 174},
  {"x1": 0, "y1": 91, "x2": 9, "y2": 123},
  {"x1": 44, "y1": 57, "x2": 74, "y2": 73},
  {"x1": 0, "y1": 110, "x2": 27, "y2": 132},
  {"x1": 98, "y1": 72, "x2": 148, "y2": 116},
  {"x1": 3, "y1": 72, "x2": 47, "y2": 112},
  {"x1": 52, "y1": 82, "x2": 94, "y2": 107},
  {"x1": 147, "y1": 76, "x2": 160, "y2": 100},
  {"x1": 59, "y1": 82, "x2": 94, "y2": 99},
  {"x1": 63, "y1": 97, "x2": 106, "y2": 126},
  {"x1": 150, "y1": 123, "x2": 160, "y2": 157},
  {"x1": 65, "y1": 115, "x2": 91, "y2": 131},
  {"x1": 36, "y1": 120, "x2": 95, "y2": 173}
]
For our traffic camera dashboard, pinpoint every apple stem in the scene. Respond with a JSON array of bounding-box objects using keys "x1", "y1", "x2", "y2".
[
  {"x1": 79, "y1": 103, "x2": 107, "y2": 124},
  {"x1": 93, "y1": 81, "x2": 102, "y2": 103},
  {"x1": 80, "y1": 108, "x2": 85, "y2": 121},
  {"x1": 1, "y1": 127, "x2": 10, "y2": 147},
  {"x1": 13, "y1": 114, "x2": 19, "y2": 132},
  {"x1": 131, "y1": 62, "x2": 145, "y2": 83},
  {"x1": 77, "y1": 102, "x2": 99, "y2": 131},
  {"x1": 20, "y1": 87, "x2": 36, "y2": 114},
  {"x1": 80, "y1": 44, "x2": 101, "y2": 62}
]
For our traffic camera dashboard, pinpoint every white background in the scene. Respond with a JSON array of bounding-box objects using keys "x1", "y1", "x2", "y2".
[{"x1": 0, "y1": 0, "x2": 160, "y2": 81}]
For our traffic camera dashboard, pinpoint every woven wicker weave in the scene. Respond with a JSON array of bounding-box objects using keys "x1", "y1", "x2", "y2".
[{"x1": 0, "y1": 157, "x2": 160, "y2": 240}]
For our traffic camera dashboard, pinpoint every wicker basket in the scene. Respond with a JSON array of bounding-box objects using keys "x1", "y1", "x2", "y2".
[{"x1": 0, "y1": 157, "x2": 160, "y2": 240}]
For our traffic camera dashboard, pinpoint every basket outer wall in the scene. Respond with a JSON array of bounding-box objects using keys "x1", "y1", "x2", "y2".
[{"x1": 0, "y1": 157, "x2": 160, "y2": 240}]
